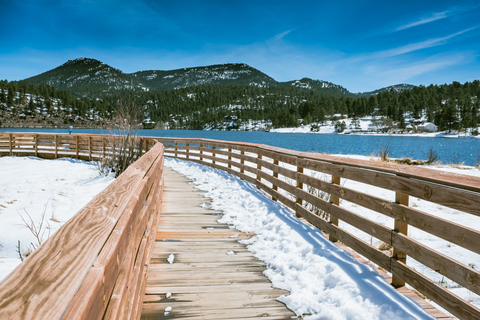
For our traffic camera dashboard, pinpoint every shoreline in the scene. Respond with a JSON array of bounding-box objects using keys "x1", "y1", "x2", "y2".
[{"x1": 2, "y1": 126, "x2": 480, "y2": 139}]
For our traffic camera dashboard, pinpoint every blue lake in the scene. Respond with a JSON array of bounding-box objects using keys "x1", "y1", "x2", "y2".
[{"x1": 1, "y1": 128, "x2": 479, "y2": 166}]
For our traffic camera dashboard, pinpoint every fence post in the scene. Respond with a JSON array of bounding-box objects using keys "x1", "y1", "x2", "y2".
[
  {"x1": 174, "y1": 142, "x2": 178, "y2": 158},
  {"x1": 186, "y1": 143, "x2": 189, "y2": 159},
  {"x1": 329, "y1": 175, "x2": 341, "y2": 242},
  {"x1": 272, "y1": 159, "x2": 279, "y2": 201},
  {"x1": 240, "y1": 150, "x2": 245, "y2": 174},
  {"x1": 88, "y1": 136, "x2": 92, "y2": 159},
  {"x1": 256, "y1": 153, "x2": 262, "y2": 186},
  {"x1": 9, "y1": 133, "x2": 12, "y2": 156},
  {"x1": 295, "y1": 159, "x2": 303, "y2": 218},
  {"x1": 200, "y1": 143, "x2": 203, "y2": 161},
  {"x1": 145, "y1": 139, "x2": 149, "y2": 153},
  {"x1": 34, "y1": 134, "x2": 38, "y2": 157},
  {"x1": 228, "y1": 148, "x2": 232, "y2": 169},
  {"x1": 212, "y1": 146, "x2": 216, "y2": 165},
  {"x1": 54, "y1": 135, "x2": 58, "y2": 158},
  {"x1": 392, "y1": 192, "x2": 409, "y2": 288},
  {"x1": 75, "y1": 135, "x2": 79, "y2": 158},
  {"x1": 103, "y1": 136, "x2": 106, "y2": 160}
]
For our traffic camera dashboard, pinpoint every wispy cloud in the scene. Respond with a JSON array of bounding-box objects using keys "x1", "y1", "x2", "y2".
[
  {"x1": 273, "y1": 30, "x2": 292, "y2": 41},
  {"x1": 395, "y1": 11, "x2": 449, "y2": 31},
  {"x1": 376, "y1": 26, "x2": 478, "y2": 58}
]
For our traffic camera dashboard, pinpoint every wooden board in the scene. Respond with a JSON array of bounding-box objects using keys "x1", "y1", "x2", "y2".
[{"x1": 140, "y1": 168, "x2": 295, "y2": 320}]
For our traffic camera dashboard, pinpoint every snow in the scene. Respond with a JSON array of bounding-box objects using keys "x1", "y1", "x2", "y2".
[
  {"x1": 0, "y1": 156, "x2": 115, "y2": 282},
  {"x1": 165, "y1": 158, "x2": 437, "y2": 320},
  {"x1": 1, "y1": 154, "x2": 478, "y2": 319},
  {"x1": 270, "y1": 117, "x2": 480, "y2": 138}
]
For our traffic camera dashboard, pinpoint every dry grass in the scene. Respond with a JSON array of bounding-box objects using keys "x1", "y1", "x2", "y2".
[
  {"x1": 17, "y1": 204, "x2": 51, "y2": 260},
  {"x1": 378, "y1": 140, "x2": 393, "y2": 162},
  {"x1": 378, "y1": 242, "x2": 393, "y2": 256}
]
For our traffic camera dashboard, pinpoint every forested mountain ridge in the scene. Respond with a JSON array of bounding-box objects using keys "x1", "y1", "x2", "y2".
[
  {"x1": 1, "y1": 58, "x2": 478, "y2": 134},
  {"x1": 25, "y1": 58, "x2": 353, "y2": 97},
  {"x1": 25, "y1": 58, "x2": 147, "y2": 96},
  {"x1": 133, "y1": 63, "x2": 278, "y2": 90},
  {"x1": 359, "y1": 84, "x2": 417, "y2": 97}
]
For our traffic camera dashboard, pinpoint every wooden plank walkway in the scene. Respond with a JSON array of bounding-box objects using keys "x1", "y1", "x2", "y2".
[{"x1": 140, "y1": 168, "x2": 297, "y2": 320}]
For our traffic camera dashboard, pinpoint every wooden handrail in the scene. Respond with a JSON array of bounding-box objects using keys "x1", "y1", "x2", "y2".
[
  {"x1": 0, "y1": 133, "x2": 164, "y2": 320},
  {"x1": 155, "y1": 136, "x2": 480, "y2": 320},
  {"x1": 1, "y1": 133, "x2": 480, "y2": 319},
  {"x1": 0, "y1": 133, "x2": 157, "y2": 161}
]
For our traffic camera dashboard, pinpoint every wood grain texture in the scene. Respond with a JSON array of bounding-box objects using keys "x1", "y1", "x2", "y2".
[
  {"x1": 2, "y1": 134, "x2": 479, "y2": 319},
  {"x1": 0, "y1": 139, "x2": 163, "y2": 320},
  {"x1": 391, "y1": 259, "x2": 480, "y2": 320},
  {"x1": 140, "y1": 168, "x2": 295, "y2": 320}
]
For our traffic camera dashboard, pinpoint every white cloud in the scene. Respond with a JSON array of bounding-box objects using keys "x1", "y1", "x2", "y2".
[
  {"x1": 375, "y1": 27, "x2": 478, "y2": 58},
  {"x1": 395, "y1": 11, "x2": 449, "y2": 31}
]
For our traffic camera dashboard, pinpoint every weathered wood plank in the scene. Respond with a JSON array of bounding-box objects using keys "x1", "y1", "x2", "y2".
[
  {"x1": 0, "y1": 140, "x2": 163, "y2": 320},
  {"x1": 392, "y1": 232, "x2": 480, "y2": 295},
  {"x1": 391, "y1": 259, "x2": 480, "y2": 320},
  {"x1": 140, "y1": 168, "x2": 295, "y2": 319}
]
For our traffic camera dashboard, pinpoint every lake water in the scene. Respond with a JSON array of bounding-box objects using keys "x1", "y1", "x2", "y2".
[{"x1": 1, "y1": 128, "x2": 479, "y2": 166}]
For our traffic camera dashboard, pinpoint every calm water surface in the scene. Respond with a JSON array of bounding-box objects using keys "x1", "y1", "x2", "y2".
[{"x1": 1, "y1": 128, "x2": 479, "y2": 166}]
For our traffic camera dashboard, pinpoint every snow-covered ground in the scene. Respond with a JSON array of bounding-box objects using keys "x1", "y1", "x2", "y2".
[
  {"x1": 1, "y1": 154, "x2": 478, "y2": 319},
  {"x1": 166, "y1": 158, "x2": 437, "y2": 319},
  {"x1": 0, "y1": 156, "x2": 115, "y2": 282},
  {"x1": 164, "y1": 154, "x2": 480, "y2": 319}
]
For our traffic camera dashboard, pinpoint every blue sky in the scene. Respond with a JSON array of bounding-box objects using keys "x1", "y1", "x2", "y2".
[{"x1": 1, "y1": 0, "x2": 479, "y2": 92}]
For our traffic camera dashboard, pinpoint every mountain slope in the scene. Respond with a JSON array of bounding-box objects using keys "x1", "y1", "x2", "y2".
[
  {"x1": 358, "y1": 84, "x2": 416, "y2": 97},
  {"x1": 133, "y1": 63, "x2": 278, "y2": 90},
  {"x1": 25, "y1": 58, "x2": 148, "y2": 96},
  {"x1": 281, "y1": 78, "x2": 351, "y2": 96},
  {"x1": 23, "y1": 58, "x2": 358, "y2": 97}
]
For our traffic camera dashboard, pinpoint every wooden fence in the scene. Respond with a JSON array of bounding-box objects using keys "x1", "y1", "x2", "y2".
[
  {"x1": 156, "y1": 137, "x2": 480, "y2": 320},
  {"x1": 0, "y1": 134, "x2": 164, "y2": 320},
  {"x1": 0, "y1": 132, "x2": 156, "y2": 161},
  {"x1": 1, "y1": 133, "x2": 479, "y2": 319}
]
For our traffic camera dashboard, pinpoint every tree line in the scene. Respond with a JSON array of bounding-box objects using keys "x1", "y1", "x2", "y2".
[{"x1": 1, "y1": 79, "x2": 479, "y2": 132}]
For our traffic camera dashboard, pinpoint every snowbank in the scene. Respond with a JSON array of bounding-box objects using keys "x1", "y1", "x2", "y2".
[
  {"x1": 165, "y1": 158, "x2": 435, "y2": 320},
  {"x1": 0, "y1": 157, "x2": 115, "y2": 281}
]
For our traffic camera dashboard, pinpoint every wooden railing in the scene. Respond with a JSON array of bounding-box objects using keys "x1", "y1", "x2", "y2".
[
  {"x1": 0, "y1": 134, "x2": 164, "y2": 320},
  {"x1": 156, "y1": 137, "x2": 480, "y2": 320},
  {"x1": 0, "y1": 132, "x2": 157, "y2": 161},
  {"x1": 1, "y1": 133, "x2": 479, "y2": 319}
]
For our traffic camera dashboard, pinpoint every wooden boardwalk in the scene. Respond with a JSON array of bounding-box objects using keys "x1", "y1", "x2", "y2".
[{"x1": 140, "y1": 168, "x2": 296, "y2": 320}]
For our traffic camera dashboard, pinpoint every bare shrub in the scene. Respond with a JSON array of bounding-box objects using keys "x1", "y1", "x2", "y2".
[
  {"x1": 100, "y1": 101, "x2": 145, "y2": 177},
  {"x1": 305, "y1": 183, "x2": 331, "y2": 220},
  {"x1": 17, "y1": 204, "x2": 51, "y2": 260},
  {"x1": 378, "y1": 139, "x2": 393, "y2": 162},
  {"x1": 426, "y1": 148, "x2": 439, "y2": 165}
]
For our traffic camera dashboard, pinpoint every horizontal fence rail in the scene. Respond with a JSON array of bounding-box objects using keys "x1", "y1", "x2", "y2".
[
  {"x1": 155, "y1": 137, "x2": 480, "y2": 320},
  {"x1": 0, "y1": 132, "x2": 157, "y2": 161},
  {"x1": 0, "y1": 133, "x2": 164, "y2": 320}
]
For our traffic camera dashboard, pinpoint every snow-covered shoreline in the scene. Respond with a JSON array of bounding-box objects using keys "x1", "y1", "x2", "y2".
[{"x1": 270, "y1": 122, "x2": 480, "y2": 139}]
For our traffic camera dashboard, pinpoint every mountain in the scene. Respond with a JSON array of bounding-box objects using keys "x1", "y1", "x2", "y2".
[
  {"x1": 25, "y1": 58, "x2": 147, "y2": 96},
  {"x1": 133, "y1": 63, "x2": 278, "y2": 90},
  {"x1": 358, "y1": 84, "x2": 416, "y2": 97},
  {"x1": 281, "y1": 78, "x2": 350, "y2": 95},
  {"x1": 24, "y1": 58, "x2": 354, "y2": 97}
]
